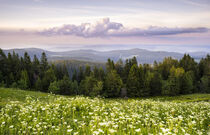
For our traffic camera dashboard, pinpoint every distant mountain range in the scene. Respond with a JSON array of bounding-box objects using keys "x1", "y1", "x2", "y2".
[{"x1": 3, "y1": 48, "x2": 209, "y2": 64}]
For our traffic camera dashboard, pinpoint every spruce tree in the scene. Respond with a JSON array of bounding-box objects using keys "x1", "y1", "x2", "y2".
[
  {"x1": 42, "y1": 67, "x2": 56, "y2": 92},
  {"x1": 40, "y1": 52, "x2": 48, "y2": 78},
  {"x1": 18, "y1": 70, "x2": 30, "y2": 90},
  {"x1": 150, "y1": 72, "x2": 162, "y2": 96},
  {"x1": 180, "y1": 71, "x2": 193, "y2": 94},
  {"x1": 126, "y1": 64, "x2": 140, "y2": 97},
  {"x1": 35, "y1": 77, "x2": 42, "y2": 91},
  {"x1": 78, "y1": 67, "x2": 84, "y2": 83},
  {"x1": 85, "y1": 64, "x2": 91, "y2": 77},
  {"x1": 104, "y1": 70, "x2": 123, "y2": 97},
  {"x1": 72, "y1": 70, "x2": 78, "y2": 82},
  {"x1": 106, "y1": 58, "x2": 115, "y2": 72},
  {"x1": 0, "y1": 49, "x2": 7, "y2": 84},
  {"x1": 59, "y1": 75, "x2": 72, "y2": 95}
]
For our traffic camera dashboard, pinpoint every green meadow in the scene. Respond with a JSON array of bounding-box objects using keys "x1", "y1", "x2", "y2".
[{"x1": 0, "y1": 88, "x2": 209, "y2": 135}]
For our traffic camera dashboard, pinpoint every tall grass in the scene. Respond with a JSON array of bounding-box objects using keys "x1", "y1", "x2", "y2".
[{"x1": 0, "y1": 90, "x2": 209, "y2": 134}]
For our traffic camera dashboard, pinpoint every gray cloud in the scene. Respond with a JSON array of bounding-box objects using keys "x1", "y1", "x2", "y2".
[
  {"x1": 108, "y1": 26, "x2": 208, "y2": 37},
  {"x1": 6, "y1": 18, "x2": 208, "y2": 38},
  {"x1": 39, "y1": 18, "x2": 123, "y2": 37}
]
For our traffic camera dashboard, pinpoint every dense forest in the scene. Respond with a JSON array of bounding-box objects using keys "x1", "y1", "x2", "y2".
[{"x1": 0, "y1": 48, "x2": 209, "y2": 97}]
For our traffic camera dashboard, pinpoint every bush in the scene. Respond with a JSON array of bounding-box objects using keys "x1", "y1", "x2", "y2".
[
  {"x1": 48, "y1": 81, "x2": 60, "y2": 94},
  {"x1": 91, "y1": 81, "x2": 103, "y2": 97},
  {"x1": 79, "y1": 76, "x2": 102, "y2": 97},
  {"x1": 10, "y1": 82, "x2": 18, "y2": 88}
]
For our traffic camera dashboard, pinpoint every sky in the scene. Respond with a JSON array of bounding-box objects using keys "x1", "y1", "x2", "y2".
[{"x1": 0, "y1": 0, "x2": 210, "y2": 52}]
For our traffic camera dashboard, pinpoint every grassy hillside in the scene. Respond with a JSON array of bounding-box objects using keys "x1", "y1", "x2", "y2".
[
  {"x1": 0, "y1": 88, "x2": 210, "y2": 134},
  {"x1": 1, "y1": 88, "x2": 210, "y2": 106},
  {"x1": 1, "y1": 88, "x2": 209, "y2": 102},
  {"x1": 0, "y1": 88, "x2": 56, "y2": 108}
]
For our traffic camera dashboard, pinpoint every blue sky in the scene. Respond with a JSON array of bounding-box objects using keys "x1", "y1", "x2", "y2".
[{"x1": 0, "y1": 0, "x2": 210, "y2": 51}]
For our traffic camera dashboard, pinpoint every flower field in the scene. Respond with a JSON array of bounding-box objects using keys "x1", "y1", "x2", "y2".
[{"x1": 0, "y1": 90, "x2": 210, "y2": 135}]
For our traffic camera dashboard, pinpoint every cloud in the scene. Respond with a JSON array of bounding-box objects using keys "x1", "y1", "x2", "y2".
[
  {"x1": 108, "y1": 26, "x2": 208, "y2": 37},
  {"x1": 1, "y1": 18, "x2": 207, "y2": 38},
  {"x1": 39, "y1": 18, "x2": 123, "y2": 37},
  {"x1": 38, "y1": 18, "x2": 208, "y2": 38}
]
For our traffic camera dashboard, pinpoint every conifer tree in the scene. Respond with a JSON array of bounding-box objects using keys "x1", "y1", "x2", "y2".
[
  {"x1": 104, "y1": 70, "x2": 123, "y2": 97},
  {"x1": 115, "y1": 59, "x2": 124, "y2": 78},
  {"x1": 42, "y1": 67, "x2": 56, "y2": 92},
  {"x1": 72, "y1": 70, "x2": 78, "y2": 82},
  {"x1": 32, "y1": 55, "x2": 40, "y2": 86},
  {"x1": 85, "y1": 64, "x2": 91, "y2": 77},
  {"x1": 78, "y1": 67, "x2": 84, "y2": 83},
  {"x1": 0, "y1": 49, "x2": 7, "y2": 84},
  {"x1": 40, "y1": 52, "x2": 48, "y2": 78},
  {"x1": 126, "y1": 64, "x2": 140, "y2": 97},
  {"x1": 150, "y1": 72, "x2": 162, "y2": 96},
  {"x1": 180, "y1": 71, "x2": 193, "y2": 94},
  {"x1": 35, "y1": 77, "x2": 42, "y2": 91},
  {"x1": 18, "y1": 70, "x2": 30, "y2": 90},
  {"x1": 106, "y1": 58, "x2": 115, "y2": 72},
  {"x1": 59, "y1": 75, "x2": 72, "y2": 95}
]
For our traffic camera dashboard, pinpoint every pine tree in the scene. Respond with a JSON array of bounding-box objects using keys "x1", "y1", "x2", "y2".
[
  {"x1": 138, "y1": 65, "x2": 145, "y2": 96},
  {"x1": 23, "y1": 52, "x2": 32, "y2": 71},
  {"x1": 63, "y1": 63, "x2": 69, "y2": 77},
  {"x1": 131, "y1": 57, "x2": 138, "y2": 66},
  {"x1": 106, "y1": 58, "x2": 115, "y2": 72},
  {"x1": 179, "y1": 54, "x2": 198, "y2": 87},
  {"x1": 12, "y1": 51, "x2": 21, "y2": 82},
  {"x1": 93, "y1": 66, "x2": 99, "y2": 78},
  {"x1": 85, "y1": 64, "x2": 91, "y2": 77},
  {"x1": 72, "y1": 70, "x2": 78, "y2": 82},
  {"x1": 122, "y1": 59, "x2": 131, "y2": 83},
  {"x1": 150, "y1": 72, "x2": 162, "y2": 96},
  {"x1": 162, "y1": 66, "x2": 184, "y2": 95},
  {"x1": 42, "y1": 67, "x2": 56, "y2": 92},
  {"x1": 126, "y1": 64, "x2": 140, "y2": 97},
  {"x1": 98, "y1": 67, "x2": 105, "y2": 81},
  {"x1": 40, "y1": 52, "x2": 48, "y2": 78},
  {"x1": 18, "y1": 70, "x2": 30, "y2": 90},
  {"x1": 78, "y1": 67, "x2": 84, "y2": 83},
  {"x1": 23, "y1": 52, "x2": 32, "y2": 88},
  {"x1": 33, "y1": 55, "x2": 40, "y2": 75},
  {"x1": 104, "y1": 70, "x2": 123, "y2": 97},
  {"x1": 0, "y1": 49, "x2": 7, "y2": 84},
  {"x1": 6, "y1": 53, "x2": 13, "y2": 86},
  {"x1": 32, "y1": 55, "x2": 40, "y2": 87},
  {"x1": 200, "y1": 76, "x2": 210, "y2": 93},
  {"x1": 199, "y1": 55, "x2": 210, "y2": 77},
  {"x1": 180, "y1": 71, "x2": 193, "y2": 94},
  {"x1": 143, "y1": 72, "x2": 153, "y2": 96},
  {"x1": 72, "y1": 80, "x2": 79, "y2": 94},
  {"x1": 115, "y1": 59, "x2": 124, "y2": 78},
  {"x1": 179, "y1": 54, "x2": 197, "y2": 72},
  {"x1": 158, "y1": 57, "x2": 179, "y2": 80},
  {"x1": 58, "y1": 75, "x2": 73, "y2": 95}
]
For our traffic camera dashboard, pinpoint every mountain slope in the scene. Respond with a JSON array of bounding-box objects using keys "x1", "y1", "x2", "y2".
[{"x1": 3, "y1": 48, "x2": 208, "y2": 64}]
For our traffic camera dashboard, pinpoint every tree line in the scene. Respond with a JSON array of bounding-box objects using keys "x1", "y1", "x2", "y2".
[{"x1": 0, "y1": 48, "x2": 209, "y2": 97}]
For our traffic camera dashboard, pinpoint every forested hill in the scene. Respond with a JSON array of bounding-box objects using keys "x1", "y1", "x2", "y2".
[
  {"x1": 52, "y1": 60, "x2": 105, "y2": 78},
  {"x1": 3, "y1": 48, "x2": 208, "y2": 64},
  {"x1": 0, "y1": 47, "x2": 209, "y2": 97}
]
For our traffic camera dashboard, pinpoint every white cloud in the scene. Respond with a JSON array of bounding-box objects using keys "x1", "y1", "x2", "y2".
[{"x1": 38, "y1": 18, "x2": 208, "y2": 38}]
